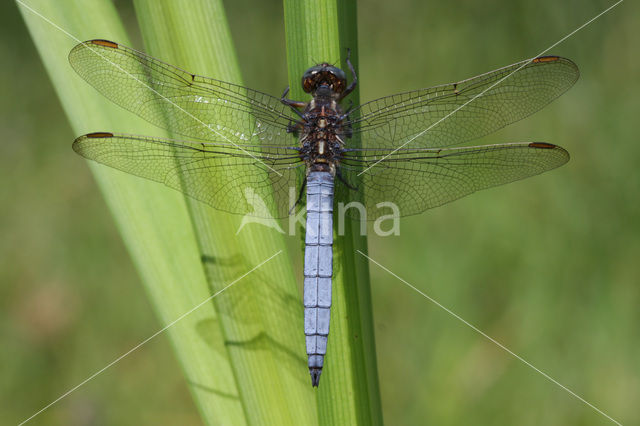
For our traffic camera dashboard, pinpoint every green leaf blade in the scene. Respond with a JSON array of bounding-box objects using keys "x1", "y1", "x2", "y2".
[
  {"x1": 283, "y1": 0, "x2": 383, "y2": 424},
  {"x1": 133, "y1": 1, "x2": 317, "y2": 424}
]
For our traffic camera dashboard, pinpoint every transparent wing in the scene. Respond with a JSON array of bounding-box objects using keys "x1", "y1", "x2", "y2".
[
  {"x1": 336, "y1": 142, "x2": 569, "y2": 220},
  {"x1": 73, "y1": 132, "x2": 305, "y2": 218},
  {"x1": 69, "y1": 40, "x2": 297, "y2": 147},
  {"x1": 347, "y1": 57, "x2": 579, "y2": 150}
]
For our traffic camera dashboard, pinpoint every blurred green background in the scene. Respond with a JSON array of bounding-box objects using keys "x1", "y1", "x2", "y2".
[{"x1": 2, "y1": 0, "x2": 638, "y2": 424}]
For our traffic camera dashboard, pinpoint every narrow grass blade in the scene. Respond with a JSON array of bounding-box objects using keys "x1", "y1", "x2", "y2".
[
  {"x1": 133, "y1": 0, "x2": 317, "y2": 424},
  {"x1": 283, "y1": 1, "x2": 383, "y2": 424}
]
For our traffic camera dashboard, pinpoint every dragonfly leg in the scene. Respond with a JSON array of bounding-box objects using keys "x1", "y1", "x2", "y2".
[
  {"x1": 286, "y1": 120, "x2": 303, "y2": 136},
  {"x1": 338, "y1": 48, "x2": 358, "y2": 101},
  {"x1": 289, "y1": 177, "x2": 307, "y2": 215},
  {"x1": 336, "y1": 168, "x2": 357, "y2": 191},
  {"x1": 341, "y1": 99, "x2": 354, "y2": 116},
  {"x1": 281, "y1": 86, "x2": 306, "y2": 117},
  {"x1": 337, "y1": 100, "x2": 354, "y2": 139},
  {"x1": 342, "y1": 123, "x2": 353, "y2": 139}
]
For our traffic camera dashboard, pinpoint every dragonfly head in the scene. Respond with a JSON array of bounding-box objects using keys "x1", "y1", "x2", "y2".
[{"x1": 302, "y1": 63, "x2": 347, "y2": 97}]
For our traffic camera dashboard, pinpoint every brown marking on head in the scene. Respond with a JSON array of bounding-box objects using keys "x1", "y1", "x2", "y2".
[{"x1": 302, "y1": 63, "x2": 347, "y2": 94}]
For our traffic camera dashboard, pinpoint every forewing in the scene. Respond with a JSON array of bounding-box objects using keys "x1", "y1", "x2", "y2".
[
  {"x1": 347, "y1": 57, "x2": 579, "y2": 150},
  {"x1": 73, "y1": 132, "x2": 304, "y2": 218},
  {"x1": 68, "y1": 40, "x2": 297, "y2": 147},
  {"x1": 337, "y1": 142, "x2": 569, "y2": 220}
]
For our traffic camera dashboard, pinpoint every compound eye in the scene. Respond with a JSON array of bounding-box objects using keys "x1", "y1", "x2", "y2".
[
  {"x1": 325, "y1": 67, "x2": 347, "y2": 93},
  {"x1": 331, "y1": 76, "x2": 346, "y2": 93},
  {"x1": 302, "y1": 67, "x2": 322, "y2": 93},
  {"x1": 302, "y1": 77, "x2": 315, "y2": 93}
]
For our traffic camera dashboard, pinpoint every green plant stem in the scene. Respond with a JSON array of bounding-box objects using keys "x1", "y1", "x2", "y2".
[
  {"x1": 21, "y1": 0, "x2": 317, "y2": 424},
  {"x1": 132, "y1": 1, "x2": 316, "y2": 424},
  {"x1": 18, "y1": 0, "x2": 242, "y2": 424},
  {"x1": 283, "y1": 1, "x2": 383, "y2": 424}
]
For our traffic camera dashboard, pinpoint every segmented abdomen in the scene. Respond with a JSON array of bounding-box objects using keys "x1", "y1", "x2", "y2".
[{"x1": 303, "y1": 171, "x2": 334, "y2": 387}]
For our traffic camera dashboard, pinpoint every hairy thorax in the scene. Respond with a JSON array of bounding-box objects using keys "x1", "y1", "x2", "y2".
[{"x1": 300, "y1": 96, "x2": 348, "y2": 174}]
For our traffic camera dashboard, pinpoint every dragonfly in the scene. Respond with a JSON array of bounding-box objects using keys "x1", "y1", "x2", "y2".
[{"x1": 69, "y1": 39, "x2": 579, "y2": 387}]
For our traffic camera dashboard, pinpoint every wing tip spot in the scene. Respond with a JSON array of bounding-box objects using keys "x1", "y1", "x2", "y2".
[
  {"x1": 90, "y1": 39, "x2": 119, "y2": 49},
  {"x1": 86, "y1": 132, "x2": 114, "y2": 139},
  {"x1": 533, "y1": 56, "x2": 560, "y2": 63},
  {"x1": 528, "y1": 142, "x2": 556, "y2": 149}
]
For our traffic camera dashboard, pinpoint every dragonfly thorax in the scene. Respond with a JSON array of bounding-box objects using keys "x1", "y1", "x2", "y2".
[{"x1": 300, "y1": 98, "x2": 346, "y2": 173}]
